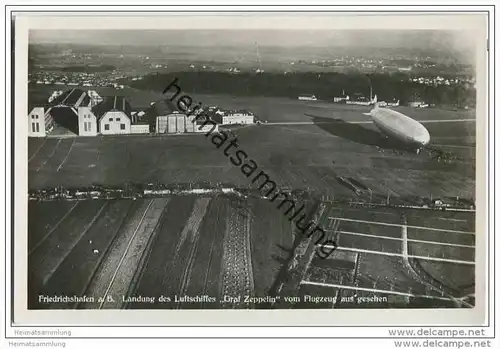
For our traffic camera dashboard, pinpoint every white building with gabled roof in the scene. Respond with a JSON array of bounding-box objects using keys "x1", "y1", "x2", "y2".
[
  {"x1": 92, "y1": 96, "x2": 132, "y2": 135},
  {"x1": 28, "y1": 107, "x2": 46, "y2": 137}
]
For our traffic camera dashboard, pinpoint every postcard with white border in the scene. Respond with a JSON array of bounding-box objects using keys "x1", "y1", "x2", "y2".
[{"x1": 11, "y1": 10, "x2": 489, "y2": 327}]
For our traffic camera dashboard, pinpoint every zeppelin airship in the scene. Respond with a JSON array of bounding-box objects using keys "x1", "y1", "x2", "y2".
[{"x1": 364, "y1": 99, "x2": 431, "y2": 154}]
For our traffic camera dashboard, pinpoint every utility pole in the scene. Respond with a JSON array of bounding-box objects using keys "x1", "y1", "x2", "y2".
[
  {"x1": 365, "y1": 74, "x2": 373, "y2": 101},
  {"x1": 254, "y1": 42, "x2": 263, "y2": 73}
]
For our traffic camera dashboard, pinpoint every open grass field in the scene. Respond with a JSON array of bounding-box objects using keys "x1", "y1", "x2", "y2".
[
  {"x1": 331, "y1": 207, "x2": 403, "y2": 238},
  {"x1": 406, "y1": 209, "x2": 475, "y2": 230},
  {"x1": 29, "y1": 84, "x2": 476, "y2": 123},
  {"x1": 337, "y1": 233, "x2": 402, "y2": 254},
  {"x1": 415, "y1": 260, "x2": 475, "y2": 296},
  {"x1": 408, "y1": 241, "x2": 474, "y2": 262},
  {"x1": 248, "y1": 197, "x2": 294, "y2": 300},
  {"x1": 39, "y1": 200, "x2": 135, "y2": 309},
  {"x1": 354, "y1": 254, "x2": 432, "y2": 295},
  {"x1": 28, "y1": 199, "x2": 107, "y2": 308},
  {"x1": 28, "y1": 118, "x2": 475, "y2": 200},
  {"x1": 295, "y1": 202, "x2": 475, "y2": 308},
  {"x1": 28, "y1": 200, "x2": 78, "y2": 253},
  {"x1": 29, "y1": 86, "x2": 475, "y2": 201},
  {"x1": 406, "y1": 212, "x2": 475, "y2": 248}
]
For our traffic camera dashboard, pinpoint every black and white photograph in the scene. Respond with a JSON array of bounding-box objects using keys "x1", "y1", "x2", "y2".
[{"x1": 21, "y1": 14, "x2": 483, "y2": 317}]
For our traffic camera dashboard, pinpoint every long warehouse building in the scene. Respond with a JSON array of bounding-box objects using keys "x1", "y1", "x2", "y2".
[
  {"x1": 146, "y1": 100, "x2": 218, "y2": 134},
  {"x1": 156, "y1": 112, "x2": 217, "y2": 134}
]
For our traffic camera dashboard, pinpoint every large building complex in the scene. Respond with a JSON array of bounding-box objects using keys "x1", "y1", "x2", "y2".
[{"x1": 28, "y1": 90, "x2": 241, "y2": 138}]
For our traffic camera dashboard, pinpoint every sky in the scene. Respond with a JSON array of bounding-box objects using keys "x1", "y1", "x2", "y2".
[
  {"x1": 29, "y1": 29, "x2": 474, "y2": 50},
  {"x1": 28, "y1": 29, "x2": 478, "y2": 64}
]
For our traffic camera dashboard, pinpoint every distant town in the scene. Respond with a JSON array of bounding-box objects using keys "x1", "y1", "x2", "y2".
[{"x1": 29, "y1": 43, "x2": 474, "y2": 85}]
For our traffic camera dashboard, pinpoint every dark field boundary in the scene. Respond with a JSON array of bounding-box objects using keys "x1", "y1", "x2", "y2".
[
  {"x1": 125, "y1": 71, "x2": 475, "y2": 108},
  {"x1": 28, "y1": 184, "x2": 476, "y2": 213}
]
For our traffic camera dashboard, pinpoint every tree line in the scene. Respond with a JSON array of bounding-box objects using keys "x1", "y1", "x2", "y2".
[{"x1": 126, "y1": 71, "x2": 476, "y2": 107}]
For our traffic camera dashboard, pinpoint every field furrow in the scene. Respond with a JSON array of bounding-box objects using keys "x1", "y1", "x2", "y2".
[
  {"x1": 176, "y1": 198, "x2": 212, "y2": 305},
  {"x1": 192, "y1": 196, "x2": 228, "y2": 309},
  {"x1": 37, "y1": 200, "x2": 134, "y2": 309},
  {"x1": 28, "y1": 200, "x2": 107, "y2": 308},
  {"x1": 127, "y1": 196, "x2": 196, "y2": 309},
  {"x1": 28, "y1": 200, "x2": 78, "y2": 253},
  {"x1": 220, "y1": 205, "x2": 254, "y2": 309},
  {"x1": 77, "y1": 199, "x2": 159, "y2": 308},
  {"x1": 96, "y1": 198, "x2": 169, "y2": 309}
]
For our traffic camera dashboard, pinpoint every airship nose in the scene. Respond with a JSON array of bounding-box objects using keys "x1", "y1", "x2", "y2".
[{"x1": 415, "y1": 128, "x2": 431, "y2": 146}]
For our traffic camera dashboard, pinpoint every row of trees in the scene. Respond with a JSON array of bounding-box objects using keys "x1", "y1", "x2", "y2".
[{"x1": 127, "y1": 71, "x2": 476, "y2": 107}]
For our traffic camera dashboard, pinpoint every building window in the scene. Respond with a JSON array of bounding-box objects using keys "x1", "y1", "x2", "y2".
[
  {"x1": 120, "y1": 123, "x2": 125, "y2": 130},
  {"x1": 109, "y1": 118, "x2": 113, "y2": 122},
  {"x1": 36, "y1": 123, "x2": 40, "y2": 133},
  {"x1": 116, "y1": 118, "x2": 120, "y2": 122},
  {"x1": 35, "y1": 114, "x2": 39, "y2": 119},
  {"x1": 31, "y1": 123, "x2": 36, "y2": 133},
  {"x1": 84, "y1": 122, "x2": 92, "y2": 132},
  {"x1": 104, "y1": 124, "x2": 110, "y2": 131}
]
